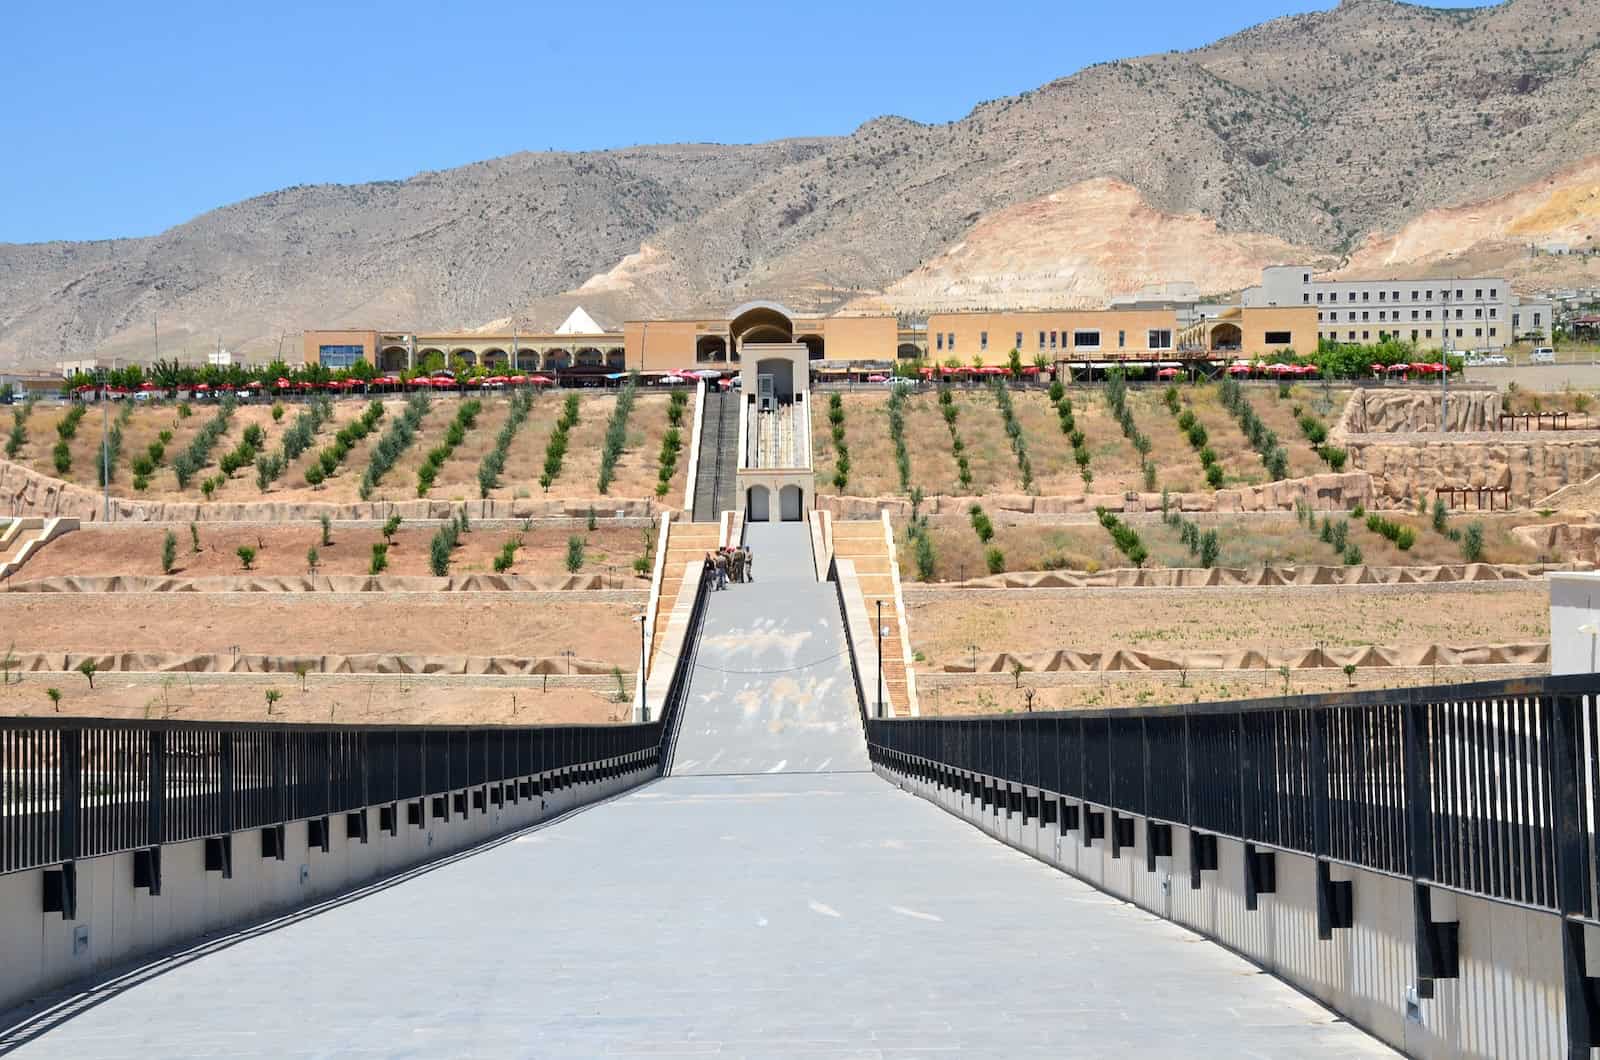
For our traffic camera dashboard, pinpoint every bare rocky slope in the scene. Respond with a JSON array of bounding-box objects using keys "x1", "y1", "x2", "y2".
[{"x1": 2, "y1": 0, "x2": 1597, "y2": 367}]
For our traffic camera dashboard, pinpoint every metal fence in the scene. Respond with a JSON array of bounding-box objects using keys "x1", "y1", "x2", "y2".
[
  {"x1": 0, "y1": 719, "x2": 662, "y2": 877},
  {"x1": 866, "y1": 674, "x2": 1600, "y2": 917},
  {"x1": 660, "y1": 564, "x2": 717, "y2": 772}
]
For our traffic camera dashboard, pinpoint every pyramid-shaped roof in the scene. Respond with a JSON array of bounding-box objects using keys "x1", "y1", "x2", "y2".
[{"x1": 555, "y1": 306, "x2": 607, "y2": 335}]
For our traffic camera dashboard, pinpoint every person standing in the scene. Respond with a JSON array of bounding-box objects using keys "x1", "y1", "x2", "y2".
[
  {"x1": 743, "y1": 546, "x2": 754, "y2": 582},
  {"x1": 714, "y1": 549, "x2": 729, "y2": 590}
]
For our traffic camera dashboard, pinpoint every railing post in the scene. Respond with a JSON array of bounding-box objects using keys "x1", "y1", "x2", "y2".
[
  {"x1": 272, "y1": 730, "x2": 287, "y2": 824},
  {"x1": 1549, "y1": 693, "x2": 1599, "y2": 1058},
  {"x1": 58, "y1": 728, "x2": 81, "y2": 866},
  {"x1": 221, "y1": 731, "x2": 235, "y2": 835},
  {"x1": 148, "y1": 729, "x2": 165, "y2": 846}
]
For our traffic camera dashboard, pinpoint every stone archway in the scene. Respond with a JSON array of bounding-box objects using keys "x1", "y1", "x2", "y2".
[
  {"x1": 450, "y1": 348, "x2": 478, "y2": 368},
  {"x1": 1210, "y1": 323, "x2": 1243, "y2": 352},
  {"x1": 748, "y1": 485, "x2": 771, "y2": 522},
  {"x1": 730, "y1": 301, "x2": 795, "y2": 348},
  {"x1": 697, "y1": 335, "x2": 727, "y2": 363},
  {"x1": 574, "y1": 347, "x2": 604, "y2": 368},
  {"x1": 480, "y1": 348, "x2": 508, "y2": 371},
  {"x1": 544, "y1": 349, "x2": 572, "y2": 371},
  {"x1": 896, "y1": 343, "x2": 922, "y2": 360},
  {"x1": 379, "y1": 346, "x2": 409, "y2": 372},
  {"x1": 515, "y1": 350, "x2": 540, "y2": 372},
  {"x1": 605, "y1": 347, "x2": 625, "y2": 369},
  {"x1": 798, "y1": 334, "x2": 824, "y2": 361},
  {"x1": 779, "y1": 484, "x2": 803, "y2": 522}
]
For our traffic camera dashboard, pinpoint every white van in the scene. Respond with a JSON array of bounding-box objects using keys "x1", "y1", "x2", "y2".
[{"x1": 1530, "y1": 347, "x2": 1556, "y2": 365}]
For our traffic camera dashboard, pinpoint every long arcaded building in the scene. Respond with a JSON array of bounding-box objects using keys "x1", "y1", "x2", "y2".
[{"x1": 302, "y1": 264, "x2": 1551, "y2": 373}]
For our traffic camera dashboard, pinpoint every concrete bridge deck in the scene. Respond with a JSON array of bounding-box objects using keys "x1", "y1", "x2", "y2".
[{"x1": 3, "y1": 523, "x2": 1390, "y2": 1058}]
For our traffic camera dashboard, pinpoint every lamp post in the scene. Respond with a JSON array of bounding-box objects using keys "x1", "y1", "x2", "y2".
[
  {"x1": 1581, "y1": 622, "x2": 1599, "y2": 674},
  {"x1": 634, "y1": 614, "x2": 648, "y2": 721},
  {"x1": 876, "y1": 600, "x2": 885, "y2": 719}
]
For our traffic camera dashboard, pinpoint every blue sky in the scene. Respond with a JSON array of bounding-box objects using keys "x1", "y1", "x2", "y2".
[{"x1": 0, "y1": 0, "x2": 1498, "y2": 245}]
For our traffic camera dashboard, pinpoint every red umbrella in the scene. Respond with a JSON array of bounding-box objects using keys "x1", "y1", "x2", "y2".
[
  {"x1": 528, "y1": 375, "x2": 554, "y2": 385},
  {"x1": 431, "y1": 376, "x2": 455, "y2": 387},
  {"x1": 194, "y1": 383, "x2": 211, "y2": 392},
  {"x1": 1387, "y1": 363, "x2": 1411, "y2": 373},
  {"x1": 275, "y1": 377, "x2": 291, "y2": 389},
  {"x1": 1370, "y1": 363, "x2": 1385, "y2": 373},
  {"x1": 508, "y1": 375, "x2": 527, "y2": 384},
  {"x1": 866, "y1": 374, "x2": 888, "y2": 382},
  {"x1": 485, "y1": 375, "x2": 510, "y2": 385},
  {"x1": 1226, "y1": 364, "x2": 1251, "y2": 375},
  {"x1": 1021, "y1": 365, "x2": 1041, "y2": 376},
  {"x1": 138, "y1": 380, "x2": 157, "y2": 390},
  {"x1": 297, "y1": 380, "x2": 317, "y2": 390},
  {"x1": 220, "y1": 383, "x2": 236, "y2": 391},
  {"x1": 74, "y1": 384, "x2": 95, "y2": 393},
  {"x1": 1156, "y1": 367, "x2": 1180, "y2": 379}
]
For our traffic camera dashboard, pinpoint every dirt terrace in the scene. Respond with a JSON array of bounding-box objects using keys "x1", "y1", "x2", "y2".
[
  {"x1": 1, "y1": 595, "x2": 642, "y2": 666},
  {"x1": 12, "y1": 524, "x2": 652, "y2": 580},
  {"x1": 9, "y1": 390, "x2": 690, "y2": 506},
  {"x1": 906, "y1": 585, "x2": 1549, "y2": 669}
]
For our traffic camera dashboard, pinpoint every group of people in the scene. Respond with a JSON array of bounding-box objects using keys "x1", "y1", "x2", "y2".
[{"x1": 705, "y1": 546, "x2": 754, "y2": 589}]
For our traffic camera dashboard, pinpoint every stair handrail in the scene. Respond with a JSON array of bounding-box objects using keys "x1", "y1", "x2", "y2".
[{"x1": 659, "y1": 563, "x2": 717, "y2": 773}]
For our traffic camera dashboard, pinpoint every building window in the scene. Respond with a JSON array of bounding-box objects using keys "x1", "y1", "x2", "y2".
[
  {"x1": 1361, "y1": 311, "x2": 1369, "y2": 321},
  {"x1": 1073, "y1": 330, "x2": 1101, "y2": 348},
  {"x1": 1490, "y1": 288, "x2": 1497, "y2": 298},
  {"x1": 1455, "y1": 289, "x2": 1463, "y2": 299},
  {"x1": 1347, "y1": 331, "x2": 1356, "y2": 340},
  {"x1": 1426, "y1": 290, "x2": 1433, "y2": 299},
  {"x1": 1489, "y1": 327, "x2": 1496, "y2": 337},
  {"x1": 936, "y1": 333, "x2": 943, "y2": 351},
  {"x1": 1392, "y1": 291, "x2": 1400, "y2": 301},
  {"x1": 1475, "y1": 288, "x2": 1483, "y2": 299},
  {"x1": 1474, "y1": 308, "x2": 1482, "y2": 318},
  {"x1": 1264, "y1": 330, "x2": 1291, "y2": 345},
  {"x1": 948, "y1": 333, "x2": 955, "y2": 351},
  {"x1": 1411, "y1": 290, "x2": 1419, "y2": 300},
  {"x1": 1534, "y1": 313, "x2": 1543, "y2": 326},
  {"x1": 1488, "y1": 308, "x2": 1496, "y2": 319},
  {"x1": 1317, "y1": 312, "x2": 1323, "y2": 322},
  {"x1": 1148, "y1": 329, "x2": 1173, "y2": 349},
  {"x1": 1015, "y1": 331, "x2": 1023, "y2": 351},
  {"x1": 1411, "y1": 310, "x2": 1419, "y2": 320},
  {"x1": 1362, "y1": 291, "x2": 1369, "y2": 301},
  {"x1": 1303, "y1": 293, "x2": 1310, "y2": 304},
  {"x1": 1302, "y1": 273, "x2": 1310, "y2": 283},
  {"x1": 1475, "y1": 327, "x2": 1483, "y2": 338},
  {"x1": 1049, "y1": 330, "x2": 1057, "y2": 349},
  {"x1": 1316, "y1": 292, "x2": 1324, "y2": 303},
  {"x1": 1348, "y1": 312, "x2": 1356, "y2": 321},
  {"x1": 1038, "y1": 331, "x2": 1046, "y2": 351},
  {"x1": 1411, "y1": 330, "x2": 1419, "y2": 341},
  {"x1": 1378, "y1": 290, "x2": 1386, "y2": 301},
  {"x1": 1362, "y1": 331, "x2": 1370, "y2": 340},
  {"x1": 1425, "y1": 310, "x2": 1433, "y2": 320},
  {"x1": 1348, "y1": 292, "x2": 1357, "y2": 302},
  {"x1": 1512, "y1": 314, "x2": 1520, "y2": 329},
  {"x1": 980, "y1": 331, "x2": 988, "y2": 351},
  {"x1": 1425, "y1": 330, "x2": 1433, "y2": 338},
  {"x1": 318, "y1": 344, "x2": 365, "y2": 368},
  {"x1": 1118, "y1": 330, "x2": 1126, "y2": 348},
  {"x1": 1455, "y1": 309, "x2": 1463, "y2": 319},
  {"x1": 1456, "y1": 329, "x2": 1464, "y2": 338}
]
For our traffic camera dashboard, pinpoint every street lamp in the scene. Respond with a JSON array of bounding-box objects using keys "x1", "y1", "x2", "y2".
[
  {"x1": 634, "y1": 614, "x2": 648, "y2": 721},
  {"x1": 876, "y1": 600, "x2": 885, "y2": 719},
  {"x1": 1580, "y1": 622, "x2": 1599, "y2": 673}
]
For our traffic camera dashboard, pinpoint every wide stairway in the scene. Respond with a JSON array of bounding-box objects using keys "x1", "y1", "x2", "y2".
[
  {"x1": 691, "y1": 388, "x2": 739, "y2": 522},
  {"x1": 648, "y1": 520, "x2": 721, "y2": 679},
  {"x1": 830, "y1": 520, "x2": 911, "y2": 717}
]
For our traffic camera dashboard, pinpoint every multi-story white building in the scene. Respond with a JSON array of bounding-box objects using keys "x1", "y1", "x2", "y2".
[{"x1": 1243, "y1": 266, "x2": 1553, "y2": 351}]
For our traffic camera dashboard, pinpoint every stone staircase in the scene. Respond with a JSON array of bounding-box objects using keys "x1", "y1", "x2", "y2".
[
  {"x1": 648, "y1": 521, "x2": 723, "y2": 679},
  {"x1": 749, "y1": 403, "x2": 800, "y2": 469},
  {"x1": 692, "y1": 389, "x2": 740, "y2": 522},
  {"x1": 830, "y1": 519, "x2": 913, "y2": 717}
]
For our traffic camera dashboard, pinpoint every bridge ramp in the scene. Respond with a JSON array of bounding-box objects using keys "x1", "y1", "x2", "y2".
[{"x1": 668, "y1": 521, "x2": 869, "y2": 776}]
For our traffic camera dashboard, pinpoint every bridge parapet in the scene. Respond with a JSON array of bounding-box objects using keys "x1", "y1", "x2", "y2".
[{"x1": 867, "y1": 675, "x2": 1600, "y2": 1059}]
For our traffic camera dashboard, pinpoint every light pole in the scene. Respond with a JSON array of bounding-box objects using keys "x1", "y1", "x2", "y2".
[
  {"x1": 634, "y1": 614, "x2": 648, "y2": 720},
  {"x1": 876, "y1": 600, "x2": 885, "y2": 719},
  {"x1": 1581, "y1": 623, "x2": 1599, "y2": 673}
]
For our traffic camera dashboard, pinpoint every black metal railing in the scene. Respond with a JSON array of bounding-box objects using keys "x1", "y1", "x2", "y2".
[
  {"x1": 658, "y1": 565, "x2": 717, "y2": 773},
  {"x1": 865, "y1": 674, "x2": 1600, "y2": 917},
  {"x1": 827, "y1": 554, "x2": 869, "y2": 728},
  {"x1": 2, "y1": 718, "x2": 663, "y2": 877}
]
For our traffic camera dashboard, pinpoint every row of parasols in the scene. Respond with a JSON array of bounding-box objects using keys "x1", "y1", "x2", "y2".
[{"x1": 72, "y1": 367, "x2": 729, "y2": 397}]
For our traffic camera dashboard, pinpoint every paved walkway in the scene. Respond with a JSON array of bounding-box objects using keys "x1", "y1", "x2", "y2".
[{"x1": 6, "y1": 520, "x2": 1391, "y2": 1058}]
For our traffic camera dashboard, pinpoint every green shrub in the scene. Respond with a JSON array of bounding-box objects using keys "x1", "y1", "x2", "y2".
[
  {"x1": 1205, "y1": 464, "x2": 1224, "y2": 488},
  {"x1": 1395, "y1": 526, "x2": 1416, "y2": 551},
  {"x1": 985, "y1": 547, "x2": 1005, "y2": 575},
  {"x1": 565, "y1": 535, "x2": 585, "y2": 573},
  {"x1": 161, "y1": 530, "x2": 177, "y2": 574},
  {"x1": 236, "y1": 545, "x2": 256, "y2": 571},
  {"x1": 369, "y1": 542, "x2": 389, "y2": 575},
  {"x1": 1462, "y1": 522, "x2": 1484, "y2": 563}
]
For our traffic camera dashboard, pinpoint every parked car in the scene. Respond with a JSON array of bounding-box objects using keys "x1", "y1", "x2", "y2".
[
  {"x1": 1482, "y1": 353, "x2": 1510, "y2": 366},
  {"x1": 1530, "y1": 347, "x2": 1556, "y2": 364}
]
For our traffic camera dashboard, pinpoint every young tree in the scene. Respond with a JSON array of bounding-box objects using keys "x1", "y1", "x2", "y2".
[
  {"x1": 76, "y1": 659, "x2": 97, "y2": 689},
  {"x1": 265, "y1": 688, "x2": 282, "y2": 715},
  {"x1": 161, "y1": 530, "x2": 177, "y2": 574},
  {"x1": 236, "y1": 545, "x2": 257, "y2": 571},
  {"x1": 320, "y1": 513, "x2": 332, "y2": 546},
  {"x1": 46, "y1": 687, "x2": 62, "y2": 712},
  {"x1": 306, "y1": 546, "x2": 320, "y2": 574},
  {"x1": 382, "y1": 513, "x2": 402, "y2": 543},
  {"x1": 1342, "y1": 663, "x2": 1357, "y2": 687}
]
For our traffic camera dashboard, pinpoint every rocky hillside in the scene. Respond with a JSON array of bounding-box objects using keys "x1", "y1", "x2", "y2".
[{"x1": 2, "y1": 0, "x2": 1597, "y2": 366}]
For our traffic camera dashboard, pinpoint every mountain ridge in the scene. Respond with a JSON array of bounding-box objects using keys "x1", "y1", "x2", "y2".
[{"x1": 2, "y1": 0, "x2": 1597, "y2": 366}]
